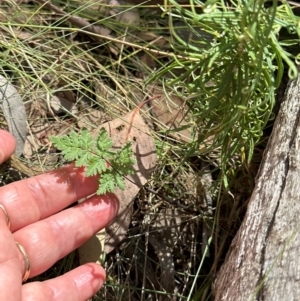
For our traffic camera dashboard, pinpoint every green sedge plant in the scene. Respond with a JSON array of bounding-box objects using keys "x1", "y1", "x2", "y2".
[
  {"x1": 151, "y1": 0, "x2": 300, "y2": 187},
  {"x1": 51, "y1": 128, "x2": 136, "y2": 195}
]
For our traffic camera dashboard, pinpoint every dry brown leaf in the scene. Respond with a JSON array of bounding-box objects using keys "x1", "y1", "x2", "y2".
[
  {"x1": 80, "y1": 108, "x2": 156, "y2": 258},
  {"x1": 126, "y1": 84, "x2": 192, "y2": 142},
  {"x1": 11, "y1": 29, "x2": 33, "y2": 41},
  {"x1": 110, "y1": 0, "x2": 140, "y2": 26},
  {"x1": 149, "y1": 86, "x2": 192, "y2": 143},
  {"x1": 0, "y1": 75, "x2": 27, "y2": 156},
  {"x1": 77, "y1": 108, "x2": 107, "y2": 131},
  {"x1": 98, "y1": 108, "x2": 156, "y2": 253},
  {"x1": 139, "y1": 52, "x2": 157, "y2": 72}
]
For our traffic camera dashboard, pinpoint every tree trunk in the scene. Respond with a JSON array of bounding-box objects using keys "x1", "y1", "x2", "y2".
[{"x1": 213, "y1": 73, "x2": 300, "y2": 300}]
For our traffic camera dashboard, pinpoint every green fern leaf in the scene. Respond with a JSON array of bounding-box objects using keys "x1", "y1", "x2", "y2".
[
  {"x1": 85, "y1": 157, "x2": 107, "y2": 176},
  {"x1": 98, "y1": 172, "x2": 116, "y2": 194},
  {"x1": 115, "y1": 173, "x2": 125, "y2": 191},
  {"x1": 51, "y1": 128, "x2": 135, "y2": 195},
  {"x1": 75, "y1": 151, "x2": 93, "y2": 167},
  {"x1": 97, "y1": 128, "x2": 113, "y2": 152}
]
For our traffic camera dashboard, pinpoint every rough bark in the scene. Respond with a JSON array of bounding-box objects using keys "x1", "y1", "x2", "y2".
[{"x1": 213, "y1": 73, "x2": 300, "y2": 301}]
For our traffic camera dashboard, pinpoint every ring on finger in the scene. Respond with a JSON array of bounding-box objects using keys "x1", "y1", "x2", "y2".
[
  {"x1": 0, "y1": 204, "x2": 10, "y2": 229},
  {"x1": 15, "y1": 241, "x2": 31, "y2": 282}
]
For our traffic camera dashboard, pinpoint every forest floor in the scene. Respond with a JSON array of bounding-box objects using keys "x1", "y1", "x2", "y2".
[{"x1": 0, "y1": 1, "x2": 289, "y2": 300}]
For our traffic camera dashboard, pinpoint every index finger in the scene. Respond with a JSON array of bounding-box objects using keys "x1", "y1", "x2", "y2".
[{"x1": 0, "y1": 165, "x2": 101, "y2": 231}]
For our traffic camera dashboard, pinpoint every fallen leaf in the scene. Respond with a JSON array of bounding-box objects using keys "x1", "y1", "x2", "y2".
[
  {"x1": 79, "y1": 107, "x2": 156, "y2": 261},
  {"x1": 23, "y1": 121, "x2": 50, "y2": 158},
  {"x1": 148, "y1": 86, "x2": 192, "y2": 143},
  {"x1": 100, "y1": 107, "x2": 156, "y2": 253},
  {"x1": 77, "y1": 108, "x2": 107, "y2": 131},
  {"x1": 0, "y1": 75, "x2": 27, "y2": 156},
  {"x1": 109, "y1": 0, "x2": 140, "y2": 27},
  {"x1": 126, "y1": 84, "x2": 193, "y2": 143}
]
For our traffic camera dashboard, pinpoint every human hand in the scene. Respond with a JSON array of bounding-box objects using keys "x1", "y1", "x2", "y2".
[{"x1": 0, "y1": 130, "x2": 119, "y2": 301}]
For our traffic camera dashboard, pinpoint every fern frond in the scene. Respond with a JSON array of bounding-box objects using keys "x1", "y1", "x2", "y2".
[{"x1": 50, "y1": 128, "x2": 135, "y2": 194}]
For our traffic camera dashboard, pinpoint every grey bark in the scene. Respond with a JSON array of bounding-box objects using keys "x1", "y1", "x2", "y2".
[{"x1": 213, "y1": 73, "x2": 300, "y2": 301}]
